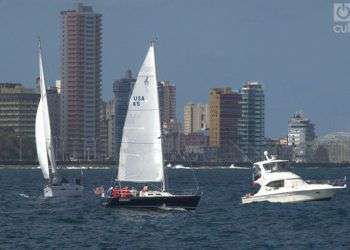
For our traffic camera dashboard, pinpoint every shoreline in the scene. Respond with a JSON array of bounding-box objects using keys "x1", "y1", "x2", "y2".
[{"x1": 0, "y1": 161, "x2": 349, "y2": 168}]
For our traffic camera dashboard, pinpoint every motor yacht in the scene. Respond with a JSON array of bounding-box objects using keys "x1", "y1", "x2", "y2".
[{"x1": 241, "y1": 152, "x2": 346, "y2": 204}]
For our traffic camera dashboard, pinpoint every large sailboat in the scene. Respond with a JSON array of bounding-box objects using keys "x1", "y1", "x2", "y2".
[
  {"x1": 106, "y1": 42, "x2": 201, "y2": 209},
  {"x1": 36, "y1": 40, "x2": 83, "y2": 198}
]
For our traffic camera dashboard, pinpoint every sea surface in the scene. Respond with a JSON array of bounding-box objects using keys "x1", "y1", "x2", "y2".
[{"x1": 0, "y1": 166, "x2": 350, "y2": 249}]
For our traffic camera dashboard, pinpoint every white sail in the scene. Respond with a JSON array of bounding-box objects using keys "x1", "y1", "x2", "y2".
[
  {"x1": 117, "y1": 44, "x2": 164, "y2": 183},
  {"x1": 35, "y1": 100, "x2": 50, "y2": 179},
  {"x1": 35, "y1": 40, "x2": 57, "y2": 180}
]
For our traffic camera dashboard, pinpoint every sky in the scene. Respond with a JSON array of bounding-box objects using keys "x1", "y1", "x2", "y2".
[{"x1": 0, "y1": 0, "x2": 349, "y2": 138}]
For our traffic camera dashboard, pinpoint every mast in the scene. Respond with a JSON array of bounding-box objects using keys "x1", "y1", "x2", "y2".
[{"x1": 151, "y1": 40, "x2": 166, "y2": 191}]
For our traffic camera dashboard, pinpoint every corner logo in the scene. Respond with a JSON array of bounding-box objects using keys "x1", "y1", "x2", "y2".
[{"x1": 333, "y1": 3, "x2": 350, "y2": 33}]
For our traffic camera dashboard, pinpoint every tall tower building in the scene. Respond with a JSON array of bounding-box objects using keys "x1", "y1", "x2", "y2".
[
  {"x1": 99, "y1": 101, "x2": 108, "y2": 160},
  {"x1": 183, "y1": 103, "x2": 209, "y2": 135},
  {"x1": 113, "y1": 70, "x2": 136, "y2": 161},
  {"x1": 106, "y1": 99, "x2": 115, "y2": 160},
  {"x1": 47, "y1": 86, "x2": 61, "y2": 159},
  {"x1": 209, "y1": 87, "x2": 241, "y2": 148},
  {"x1": 60, "y1": 4, "x2": 102, "y2": 160},
  {"x1": 288, "y1": 111, "x2": 316, "y2": 163},
  {"x1": 158, "y1": 80, "x2": 176, "y2": 128},
  {"x1": 238, "y1": 81, "x2": 265, "y2": 161}
]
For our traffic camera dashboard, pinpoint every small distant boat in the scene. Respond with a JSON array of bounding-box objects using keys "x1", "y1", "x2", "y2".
[
  {"x1": 35, "y1": 40, "x2": 83, "y2": 198},
  {"x1": 241, "y1": 152, "x2": 346, "y2": 204},
  {"x1": 105, "y1": 42, "x2": 201, "y2": 210}
]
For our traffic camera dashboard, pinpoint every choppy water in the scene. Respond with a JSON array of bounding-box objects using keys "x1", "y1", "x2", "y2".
[{"x1": 0, "y1": 166, "x2": 349, "y2": 249}]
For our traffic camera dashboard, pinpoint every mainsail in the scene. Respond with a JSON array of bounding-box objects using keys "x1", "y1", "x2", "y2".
[
  {"x1": 117, "y1": 44, "x2": 164, "y2": 183},
  {"x1": 35, "y1": 40, "x2": 57, "y2": 180}
]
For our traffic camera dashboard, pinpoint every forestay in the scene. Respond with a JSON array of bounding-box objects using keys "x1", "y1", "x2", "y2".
[{"x1": 117, "y1": 44, "x2": 164, "y2": 183}]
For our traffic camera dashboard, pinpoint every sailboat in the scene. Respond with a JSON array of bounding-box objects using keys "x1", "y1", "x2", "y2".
[
  {"x1": 36, "y1": 40, "x2": 83, "y2": 198},
  {"x1": 106, "y1": 42, "x2": 201, "y2": 209}
]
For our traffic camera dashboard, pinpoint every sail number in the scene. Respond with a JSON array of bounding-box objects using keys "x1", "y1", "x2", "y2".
[{"x1": 132, "y1": 96, "x2": 145, "y2": 106}]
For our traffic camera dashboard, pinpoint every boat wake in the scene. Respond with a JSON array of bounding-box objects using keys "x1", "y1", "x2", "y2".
[
  {"x1": 172, "y1": 165, "x2": 191, "y2": 169},
  {"x1": 159, "y1": 205, "x2": 187, "y2": 212},
  {"x1": 18, "y1": 193, "x2": 29, "y2": 198},
  {"x1": 228, "y1": 165, "x2": 250, "y2": 170}
]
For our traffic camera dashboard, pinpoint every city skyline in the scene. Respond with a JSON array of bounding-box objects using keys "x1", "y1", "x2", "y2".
[{"x1": 0, "y1": 1, "x2": 349, "y2": 137}]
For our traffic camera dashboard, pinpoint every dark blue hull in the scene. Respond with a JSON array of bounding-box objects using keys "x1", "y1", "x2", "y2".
[{"x1": 106, "y1": 195, "x2": 201, "y2": 210}]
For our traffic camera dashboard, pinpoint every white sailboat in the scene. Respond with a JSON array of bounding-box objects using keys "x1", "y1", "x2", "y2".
[
  {"x1": 106, "y1": 42, "x2": 201, "y2": 209},
  {"x1": 36, "y1": 40, "x2": 83, "y2": 198}
]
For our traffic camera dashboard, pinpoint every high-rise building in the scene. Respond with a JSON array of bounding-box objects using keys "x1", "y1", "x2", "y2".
[
  {"x1": 60, "y1": 4, "x2": 102, "y2": 160},
  {"x1": 105, "y1": 99, "x2": 115, "y2": 160},
  {"x1": 0, "y1": 83, "x2": 40, "y2": 137},
  {"x1": 238, "y1": 81, "x2": 265, "y2": 161},
  {"x1": 113, "y1": 70, "x2": 136, "y2": 161},
  {"x1": 162, "y1": 120, "x2": 184, "y2": 161},
  {"x1": 183, "y1": 103, "x2": 209, "y2": 135},
  {"x1": 99, "y1": 101, "x2": 108, "y2": 160},
  {"x1": 209, "y1": 87, "x2": 241, "y2": 149},
  {"x1": 98, "y1": 99, "x2": 115, "y2": 160},
  {"x1": 47, "y1": 86, "x2": 61, "y2": 158},
  {"x1": 158, "y1": 80, "x2": 176, "y2": 128},
  {"x1": 314, "y1": 132, "x2": 350, "y2": 163},
  {"x1": 288, "y1": 111, "x2": 316, "y2": 162}
]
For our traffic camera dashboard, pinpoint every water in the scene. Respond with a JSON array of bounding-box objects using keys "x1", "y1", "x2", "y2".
[{"x1": 0, "y1": 167, "x2": 350, "y2": 249}]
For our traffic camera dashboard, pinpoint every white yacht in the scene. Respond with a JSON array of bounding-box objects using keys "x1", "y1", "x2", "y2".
[{"x1": 241, "y1": 152, "x2": 346, "y2": 204}]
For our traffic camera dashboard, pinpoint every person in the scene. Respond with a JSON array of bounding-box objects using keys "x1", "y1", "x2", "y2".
[
  {"x1": 94, "y1": 186, "x2": 105, "y2": 197},
  {"x1": 130, "y1": 187, "x2": 138, "y2": 197},
  {"x1": 111, "y1": 187, "x2": 120, "y2": 198},
  {"x1": 139, "y1": 185, "x2": 149, "y2": 197}
]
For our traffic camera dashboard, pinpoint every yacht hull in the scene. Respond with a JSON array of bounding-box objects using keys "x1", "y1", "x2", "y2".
[
  {"x1": 106, "y1": 195, "x2": 201, "y2": 210},
  {"x1": 44, "y1": 184, "x2": 84, "y2": 198},
  {"x1": 242, "y1": 187, "x2": 344, "y2": 204}
]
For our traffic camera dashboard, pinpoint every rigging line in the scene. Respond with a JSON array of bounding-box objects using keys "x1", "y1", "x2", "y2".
[{"x1": 179, "y1": 151, "x2": 200, "y2": 194}]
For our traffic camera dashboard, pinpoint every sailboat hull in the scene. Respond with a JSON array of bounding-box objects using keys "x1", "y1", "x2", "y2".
[
  {"x1": 44, "y1": 184, "x2": 84, "y2": 198},
  {"x1": 106, "y1": 195, "x2": 201, "y2": 210}
]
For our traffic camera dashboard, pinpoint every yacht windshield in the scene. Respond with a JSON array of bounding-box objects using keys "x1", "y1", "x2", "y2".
[
  {"x1": 263, "y1": 162, "x2": 289, "y2": 172},
  {"x1": 253, "y1": 165, "x2": 261, "y2": 181}
]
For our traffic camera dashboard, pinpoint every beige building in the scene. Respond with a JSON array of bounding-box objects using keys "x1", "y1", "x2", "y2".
[
  {"x1": 99, "y1": 99, "x2": 116, "y2": 160},
  {"x1": 0, "y1": 83, "x2": 39, "y2": 138},
  {"x1": 183, "y1": 103, "x2": 209, "y2": 135},
  {"x1": 209, "y1": 87, "x2": 241, "y2": 148}
]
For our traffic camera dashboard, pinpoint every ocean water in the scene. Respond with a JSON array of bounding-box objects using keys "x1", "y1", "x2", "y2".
[{"x1": 0, "y1": 166, "x2": 349, "y2": 249}]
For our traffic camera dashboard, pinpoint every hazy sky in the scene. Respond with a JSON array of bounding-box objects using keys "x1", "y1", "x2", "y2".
[{"x1": 0, "y1": 0, "x2": 349, "y2": 137}]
